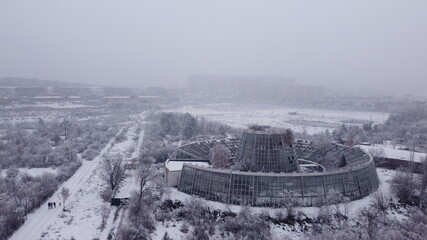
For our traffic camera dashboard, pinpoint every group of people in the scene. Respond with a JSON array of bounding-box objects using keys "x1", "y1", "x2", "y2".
[{"x1": 47, "y1": 202, "x2": 59, "y2": 209}]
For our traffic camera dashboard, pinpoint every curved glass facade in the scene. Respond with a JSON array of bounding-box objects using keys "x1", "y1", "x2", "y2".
[
  {"x1": 236, "y1": 128, "x2": 299, "y2": 173},
  {"x1": 178, "y1": 157, "x2": 379, "y2": 207}
]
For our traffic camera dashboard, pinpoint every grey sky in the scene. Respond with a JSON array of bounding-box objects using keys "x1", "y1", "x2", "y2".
[{"x1": 1, "y1": 0, "x2": 426, "y2": 95}]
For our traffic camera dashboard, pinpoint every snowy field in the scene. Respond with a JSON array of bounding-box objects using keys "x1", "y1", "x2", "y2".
[
  {"x1": 171, "y1": 103, "x2": 389, "y2": 134},
  {"x1": 9, "y1": 114, "x2": 148, "y2": 240},
  {"x1": 5, "y1": 105, "x2": 397, "y2": 240},
  {"x1": 3, "y1": 102, "x2": 92, "y2": 109}
]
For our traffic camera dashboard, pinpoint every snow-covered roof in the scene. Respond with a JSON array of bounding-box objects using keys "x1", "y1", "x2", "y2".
[
  {"x1": 165, "y1": 160, "x2": 210, "y2": 172},
  {"x1": 358, "y1": 144, "x2": 426, "y2": 163}
]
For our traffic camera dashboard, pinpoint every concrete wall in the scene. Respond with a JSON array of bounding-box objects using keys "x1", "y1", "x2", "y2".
[{"x1": 166, "y1": 169, "x2": 182, "y2": 187}]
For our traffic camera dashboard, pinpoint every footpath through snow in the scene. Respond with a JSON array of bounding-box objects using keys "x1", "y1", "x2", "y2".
[{"x1": 9, "y1": 121, "x2": 144, "y2": 240}]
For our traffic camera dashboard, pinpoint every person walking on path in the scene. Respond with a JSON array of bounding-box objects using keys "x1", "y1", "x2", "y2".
[
  {"x1": 53, "y1": 202, "x2": 56, "y2": 208},
  {"x1": 48, "y1": 202, "x2": 50, "y2": 209}
]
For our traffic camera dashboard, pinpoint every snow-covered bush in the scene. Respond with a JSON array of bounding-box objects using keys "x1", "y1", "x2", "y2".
[
  {"x1": 56, "y1": 160, "x2": 82, "y2": 182},
  {"x1": 0, "y1": 171, "x2": 60, "y2": 239},
  {"x1": 391, "y1": 167, "x2": 421, "y2": 205},
  {"x1": 221, "y1": 206, "x2": 271, "y2": 240}
]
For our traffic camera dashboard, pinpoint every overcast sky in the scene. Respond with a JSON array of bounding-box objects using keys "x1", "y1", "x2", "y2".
[{"x1": 1, "y1": 0, "x2": 426, "y2": 95}]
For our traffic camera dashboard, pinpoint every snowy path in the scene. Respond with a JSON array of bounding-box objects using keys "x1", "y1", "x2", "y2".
[
  {"x1": 9, "y1": 126, "x2": 126, "y2": 240},
  {"x1": 100, "y1": 123, "x2": 147, "y2": 239}
]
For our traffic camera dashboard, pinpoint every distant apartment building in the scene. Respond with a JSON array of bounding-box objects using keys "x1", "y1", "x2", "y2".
[
  {"x1": 103, "y1": 87, "x2": 134, "y2": 96},
  {"x1": 52, "y1": 87, "x2": 93, "y2": 97},
  {"x1": 14, "y1": 87, "x2": 48, "y2": 97},
  {"x1": 187, "y1": 75, "x2": 323, "y2": 102},
  {"x1": 282, "y1": 85, "x2": 324, "y2": 102}
]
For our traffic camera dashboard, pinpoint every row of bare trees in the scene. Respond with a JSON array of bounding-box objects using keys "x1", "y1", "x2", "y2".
[
  {"x1": 0, "y1": 114, "x2": 123, "y2": 239},
  {"x1": 0, "y1": 171, "x2": 58, "y2": 239},
  {"x1": 0, "y1": 118, "x2": 119, "y2": 169},
  {"x1": 139, "y1": 111, "x2": 240, "y2": 164}
]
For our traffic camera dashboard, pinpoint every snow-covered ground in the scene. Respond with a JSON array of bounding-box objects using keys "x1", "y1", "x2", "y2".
[
  {"x1": 4, "y1": 104, "x2": 398, "y2": 239},
  {"x1": 155, "y1": 168, "x2": 398, "y2": 240},
  {"x1": 3, "y1": 102, "x2": 91, "y2": 109},
  {"x1": 0, "y1": 167, "x2": 57, "y2": 178},
  {"x1": 171, "y1": 103, "x2": 389, "y2": 134},
  {"x1": 358, "y1": 144, "x2": 427, "y2": 162},
  {"x1": 9, "y1": 116, "x2": 147, "y2": 240},
  {"x1": 8, "y1": 130, "x2": 119, "y2": 240}
]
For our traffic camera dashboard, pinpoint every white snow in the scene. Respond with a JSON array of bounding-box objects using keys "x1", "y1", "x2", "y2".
[
  {"x1": 102, "y1": 96, "x2": 132, "y2": 99},
  {"x1": 9, "y1": 115, "x2": 148, "y2": 240},
  {"x1": 152, "y1": 221, "x2": 188, "y2": 240},
  {"x1": 4, "y1": 102, "x2": 91, "y2": 109},
  {"x1": 170, "y1": 103, "x2": 389, "y2": 134},
  {"x1": 9, "y1": 130, "x2": 118, "y2": 240},
  {"x1": 114, "y1": 169, "x2": 139, "y2": 199},
  {"x1": 113, "y1": 121, "x2": 148, "y2": 200},
  {"x1": 358, "y1": 144, "x2": 427, "y2": 162},
  {"x1": 165, "y1": 160, "x2": 210, "y2": 172},
  {"x1": 0, "y1": 167, "x2": 57, "y2": 178}
]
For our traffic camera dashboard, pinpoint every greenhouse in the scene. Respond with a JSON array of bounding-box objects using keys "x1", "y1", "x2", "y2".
[{"x1": 175, "y1": 126, "x2": 379, "y2": 207}]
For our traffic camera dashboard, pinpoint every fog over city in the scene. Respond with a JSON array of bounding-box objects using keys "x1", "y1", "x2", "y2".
[
  {"x1": 1, "y1": 0, "x2": 427, "y2": 95},
  {"x1": 3, "y1": 2, "x2": 427, "y2": 240}
]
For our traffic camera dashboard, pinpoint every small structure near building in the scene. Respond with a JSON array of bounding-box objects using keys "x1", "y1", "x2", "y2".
[
  {"x1": 357, "y1": 144, "x2": 426, "y2": 173},
  {"x1": 164, "y1": 159, "x2": 209, "y2": 187}
]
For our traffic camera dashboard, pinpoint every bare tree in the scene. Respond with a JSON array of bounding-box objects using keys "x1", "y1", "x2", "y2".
[
  {"x1": 61, "y1": 187, "x2": 70, "y2": 211},
  {"x1": 391, "y1": 167, "x2": 418, "y2": 205},
  {"x1": 60, "y1": 119, "x2": 72, "y2": 140},
  {"x1": 136, "y1": 163, "x2": 163, "y2": 203},
  {"x1": 210, "y1": 143, "x2": 230, "y2": 168},
  {"x1": 100, "y1": 153, "x2": 125, "y2": 191},
  {"x1": 51, "y1": 134, "x2": 62, "y2": 146},
  {"x1": 13, "y1": 180, "x2": 37, "y2": 217},
  {"x1": 371, "y1": 190, "x2": 390, "y2": 225},
  {"x1": 359, "y1": 207, "x2": 380, "y2": 239},
  {"x1": 280, "y1": 190, "x2": 297, "y2": 218},
  {"x1": 57, "y1": 141, "x2": 77, "y2": 162}
]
